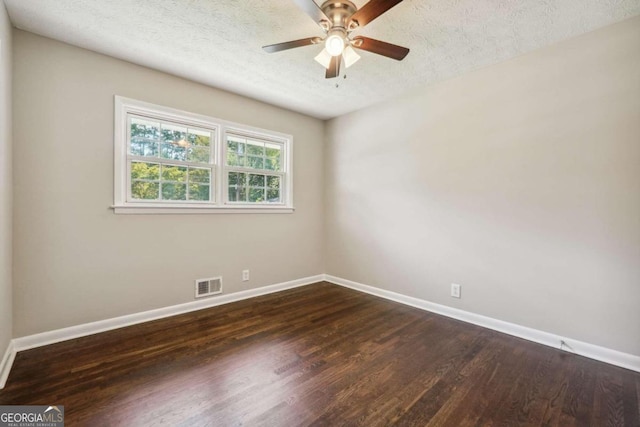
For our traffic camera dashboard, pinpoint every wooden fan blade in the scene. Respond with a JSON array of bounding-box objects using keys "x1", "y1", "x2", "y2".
[
  {"x1": 294, "y1": 0, "x2": 330, "y2": 24},
  {"x1": 349, "y1": 0, "x2": 404, "y2": 29},
  {"x1": 262, "y1": 37, "x2": 321, "y2": 53},
  {"x1": 326, "y1": 55, "x2": 341, "y2": 79},
  {"x1": 352, "y1": 36, "x2": 409, "y2": 60}
]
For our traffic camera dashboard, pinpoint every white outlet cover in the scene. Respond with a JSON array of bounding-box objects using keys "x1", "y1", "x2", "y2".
[
  {"x1": 451, "y1": 284, "x2": 461, "y2": 299},
  {"x1": 242, "y1": 270, "x2": 249, "y2": 281}
]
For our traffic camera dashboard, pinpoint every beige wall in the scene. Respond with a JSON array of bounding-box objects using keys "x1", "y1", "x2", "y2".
[
  {"x1": 12, "y1": 31, "x2": 324, "y2": 337},
  {"x1": 325, "y1": 17, "x2": 640, "y2": 356},
  {"x1": 0, "y1": 3, "x2": 12, "y2": 358}
]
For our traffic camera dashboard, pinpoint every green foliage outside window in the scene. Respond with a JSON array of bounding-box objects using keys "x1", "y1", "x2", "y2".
[{"x1": 131, "y1": 162, "x2": 211, "y2": 201}]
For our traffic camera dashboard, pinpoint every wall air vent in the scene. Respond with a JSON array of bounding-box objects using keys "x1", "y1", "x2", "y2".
[{"x1": 195, "y1": 276, "x2": 223, "y2": 299}]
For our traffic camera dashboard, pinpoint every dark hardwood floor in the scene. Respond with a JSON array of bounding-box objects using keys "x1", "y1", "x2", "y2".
[{"x1": 1, "y1": 282, "x2": 638, "y2": 426}]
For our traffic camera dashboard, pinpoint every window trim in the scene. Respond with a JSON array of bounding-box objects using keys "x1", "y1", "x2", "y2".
[{"x1": 113, "y1": 96, "x2": 294, "y2": 214}]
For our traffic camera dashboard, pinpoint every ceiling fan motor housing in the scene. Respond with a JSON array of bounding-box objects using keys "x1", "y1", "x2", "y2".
[{"x1": 320, "y1": 1, "x2": 357, "y2": 31}]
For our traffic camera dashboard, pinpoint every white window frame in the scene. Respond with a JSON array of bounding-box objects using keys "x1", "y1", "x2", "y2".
[{"x1": 113, "y1": 96, "x2": 294, "y2": 214}]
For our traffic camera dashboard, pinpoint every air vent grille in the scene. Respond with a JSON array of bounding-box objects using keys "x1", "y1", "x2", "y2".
[{"x1": 195, "y1": 277, "x2": 223, "y2": 298}]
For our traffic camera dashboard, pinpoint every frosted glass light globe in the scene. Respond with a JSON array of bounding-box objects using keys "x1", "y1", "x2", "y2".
[{"x1": 325, "y1": 35, "x2": 345, "y2": 56}]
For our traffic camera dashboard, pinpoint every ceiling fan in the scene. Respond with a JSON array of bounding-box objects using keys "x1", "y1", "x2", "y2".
[{"x1": 263, "y1": 0, "x2": 410, "y2": 79}]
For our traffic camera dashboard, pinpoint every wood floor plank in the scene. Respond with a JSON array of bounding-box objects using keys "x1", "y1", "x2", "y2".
[
  {"x1": 622, "y1": 373, "x2": 640, "y2": 427},
  {"x1": 559, "y1": 356, "x2": 597, "y2": 426},
  {"x1": 1, "y1": 282, "x2": 638, "y2": 426},
  {"x1": 592, "y1": 369, "x2": 626, "y2": 427}
]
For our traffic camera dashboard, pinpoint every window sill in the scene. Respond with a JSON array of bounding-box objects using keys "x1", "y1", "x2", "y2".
[{"x1": 111, "y1": 204, "x2": 295, "y2": 215}]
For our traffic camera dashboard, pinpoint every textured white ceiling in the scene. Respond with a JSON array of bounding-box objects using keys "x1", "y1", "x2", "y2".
[{"x1": 4, "y1": 0, "x2": 640, "y2": 119}]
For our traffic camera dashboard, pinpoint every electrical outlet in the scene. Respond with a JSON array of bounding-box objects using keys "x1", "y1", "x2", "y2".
[
  {"x1": 242, "y1": 270, "x2": 250, "y2": 282},
  {"x1": 451, "y1": 283, "x2": 461, "y2": 299}
]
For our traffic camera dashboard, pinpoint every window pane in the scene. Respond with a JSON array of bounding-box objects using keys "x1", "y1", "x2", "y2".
[
  {"x1": 131, "y1": 117, "x2": 160, "y2": 139},
  {"x1": 265, "y1": 158, "x2": 280, "y2": 171},
  {"x1": 228, "y1": 172, "x2": 238, "y2": 186},
  {"x1": 160, "y1": 143, "x2": 187, "y2": 161},
  {"x1": 132, "y1": 181, "x2": 159, "y2": 200},
  {"x1": 227, "y1": 151, "x2": 240, "y2": 166},
  {"x1": 267, "y1": 175, "x2": 280, "y2": 188},
  {"x1": 130, "y1": 140, "x2": 158, "y2": 157},
  {"x1": 227, "y1": 137, "x2": 249, "y2": 166},
  {"x1": 228, "y1": 186, "x2": 247, "y2": 202},
  {"x1": 228, "y1": 172, "x2": 246, "y2": 186},
  {"x1": 265, "y1": 143, "x2": 282, "y2": 171},
  {"x1": 228, "y1": 139, "x2": 246, "y2": 153},
  {"x1": 130, "y1": 118, "x2": 160, "y2": 158},
  {"x1": 162, "y1": 183, "x2": 187, "y2": 200},
  {"x1": 265, "y1": 144, "x2": 280, "y2": 157},
  {"x1": 249, "y1": 188, "x2": 265, "y2": 203},
  {"x1": 161, "y1": 165, "x2": 187, "y2": 182},
  {"x1": 228, "y1": 187, "x2": 237, "y2": 202},
  {"x1": 131, "y1": 162, "x2": 160, "y2": 180},
  {"x1": 189, "y1": 167, "x2": 210, "y2": 184},
  {"x1": 189, "y1": 184, "x2": 210, "y2": 201},
  {"x1": 249, "y1": 174, "x2": 265, "y2": 187},
  {"x1": 160, "y1": 124, "x2": 188, "y2": 161},
  {"x1": 162, "y1": 123, "x2": 187, "y2": 144},
  {"x1": 187, "y1": 146, "x2": 210, "y2": 163},
  {"x1": 188, "y1": 129, "x2": 211, "y2": 147},
  {"x1": 247, "y1": 142, "x2": 265, "y2": 156},
  {"x1": 228, "y1": 171, "x2": 247, "y2": 202},
  {"x1": 247, "y1": 156, "x2": 264, "y2": 169},
  {"x1": 267, "y1": 189, "x2": 280, "y2": 202}
]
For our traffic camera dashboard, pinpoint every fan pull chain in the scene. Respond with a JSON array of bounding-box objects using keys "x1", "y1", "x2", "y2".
[{"x1": 336, "y1": 73, "x2": 347, "y2": 89}]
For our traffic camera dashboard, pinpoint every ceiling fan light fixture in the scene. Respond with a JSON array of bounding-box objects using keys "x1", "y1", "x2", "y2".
[
  {"x1": 263, "y1": 0, "x2": 410, "y2": 79},
  {"x1": 314, "y1": 48, "x2": 333, "y2": 69},
  {"x1": 343, "y1": 45, "x2": 361, "y2": 68},
  {"x1": 325, "y1": 33, "x2": 345, "y2": 56}
]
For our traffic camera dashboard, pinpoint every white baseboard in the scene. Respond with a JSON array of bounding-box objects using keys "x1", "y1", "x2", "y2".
[
  {"x1": 0, "y1": 340, "x2": 16, "y2": 389},
  {"x1": 324, "y1": 275, "x2": 640, "y2": 373},
  {"x1": 12, "y1": 275, "x2": 324, "y2": 353}
]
